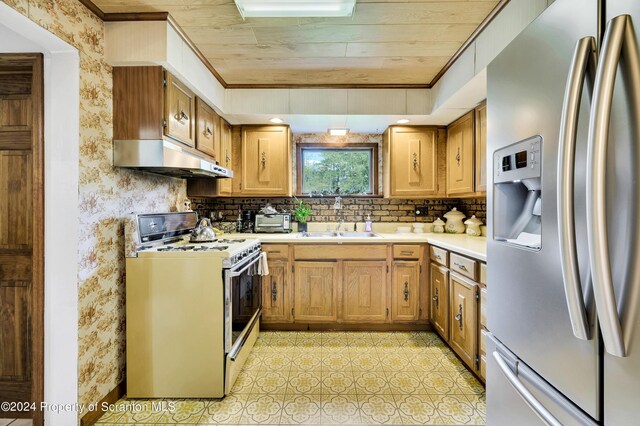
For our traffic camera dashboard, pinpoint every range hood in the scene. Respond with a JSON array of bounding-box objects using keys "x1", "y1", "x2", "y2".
[{"x1": 113, "y1": 139, "x2": 233, "y2": 179}]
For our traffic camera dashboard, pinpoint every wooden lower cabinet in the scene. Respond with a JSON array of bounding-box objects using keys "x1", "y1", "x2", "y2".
[
  {"x1": 293, "y1": 261, "x2": 338, "y2": 322},
  {"x1": 449, "y1": 273, "x2": 478, "y2": 369},
  {"x1": 430, "y1": 263, "x2": 449, "y2": 339},
  {"x1": 261, "y1": 260, "x2": 290, "y2": 322},
  {"x1": 342, "y1": 261, "x2": 388, "y2": 323},
  {"x1": 392, "y1": 261, "x2": 420, "y2": 321}
]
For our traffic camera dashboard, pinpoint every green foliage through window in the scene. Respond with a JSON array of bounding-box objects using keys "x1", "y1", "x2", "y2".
[{"x1": 301, "y1": 148, "x2": 373, "y2": 195}]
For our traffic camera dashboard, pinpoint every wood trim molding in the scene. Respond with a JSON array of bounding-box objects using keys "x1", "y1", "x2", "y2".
[
  {"x1": 295, "y1": 143, "x2": 379, "y2": 197},
  {"x1": 80, "y1": 380, "x2": 126, "y2": 426},
  {"x1": 77, "y1": 0, "x2": 511, "y2": 90},
  {"x1": 428, "y1": 0, "x2": 511, "y2": 87}
]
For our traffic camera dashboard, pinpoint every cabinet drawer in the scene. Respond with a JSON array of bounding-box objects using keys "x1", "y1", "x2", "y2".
[
  {"x1": 295, "y1": 244, "x2": 387, "y2": 260},
  {"x1": 429, "y1": 246, "x2": 448, "y2": 267},
  {"x1": 480, "y1": 287, "x2": 487, "y2": 328},
  {"x1": 393, "y1": 245, "x2": 421, "y2": 259},
  {"x1": 480, "y1": 263, "x2": 487, "y2": 285},
  {"x1": 480, "y1": 328, "x2": 487, "y2": 355},
  {"x1": 262, "y1": 244, "x2": 289, "y2": 260},
  {"x1": 450, "y1": 253, "x2": 477, "y2": 281}
]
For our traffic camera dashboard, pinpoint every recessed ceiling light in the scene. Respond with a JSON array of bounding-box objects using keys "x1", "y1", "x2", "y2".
[
  {"x1": 329, "y1": 129, "x2": 349, "y2": 136},
  {"x1": 234, "y1": 0, "x2": 356, "y2": 18},
  {"x1": 397, "y1": 119, "x2": 410, "y2": 124},
  {"x1": 269, "y1": 117, "x2": 284, "y2": 124}
]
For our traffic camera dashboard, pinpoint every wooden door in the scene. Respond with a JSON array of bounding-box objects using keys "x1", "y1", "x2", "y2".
[
  {"x1": 430, "y1": 263, "x2": 449, "y2": 341},
  {"x1": 391, "y1": 261, "x2": 420, "y2": 321},
  {"x1": 262, "y1": 260, "x2": 290, "y2": 322},
  {"x1": 217, "y1": 120, "x2": 233, "y2": 195},
  {"x1": 447, "y1": 112, "x2": 475, "y2": 195},
  {"x1": 164, "y1": 72, "x2": 195, "y2": 147},
  {"x1": 474, "y1": 102, "x2": 487, "y2": 192},
  {"x1": 342, "y1": 261, "x2": 387, "y2": 323},
  {"x1": 449, "y1": 273, "x2": 478, "y2": 368},
  {"x1": 241, "y1": 126, "x2": 290, "y2": 196},
  {"x1": 293, "y1": 262, "x2": 337, "y2": 322},
  {"x1": 390, "y1": 127, "x2": 437, "y2": 197},
  {"x1": 0, "y1": 54, "x2": 44, "y2": 424},
  {"x1": 195, "y1": 98, "x2": 218, "y2": 160}
]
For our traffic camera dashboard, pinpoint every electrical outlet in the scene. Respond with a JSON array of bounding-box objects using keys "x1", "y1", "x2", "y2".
[{"x1": 415, "y1": 206, "x2": 429, "y2": 216}]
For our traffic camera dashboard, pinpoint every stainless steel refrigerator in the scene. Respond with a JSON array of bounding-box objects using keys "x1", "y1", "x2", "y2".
[{"x1": 486, "y1": 0, "x2": 640, "y2": 424}]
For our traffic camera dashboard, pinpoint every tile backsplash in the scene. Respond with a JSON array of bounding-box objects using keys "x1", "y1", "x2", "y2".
[{"x1": 192, "y1": 196, "x2": 486, "y2": 224}]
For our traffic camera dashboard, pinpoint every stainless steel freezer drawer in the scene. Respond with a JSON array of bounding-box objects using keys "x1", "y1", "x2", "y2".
[{"x1": 487, "y1": 334, "x2": 597, "y2": 426}]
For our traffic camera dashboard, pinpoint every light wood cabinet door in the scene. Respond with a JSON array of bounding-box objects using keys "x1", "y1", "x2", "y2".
[
  {"x1": 195, "y1": 98, "x2": 218, "y2": 160},
  {"x1": 449, "y1": 273, "x2": 478, "y2": 368},
  {"x1": 446, "y1": 112, "x2": 475, "y2": 195},
  {"x1": 217, "y1": 120, "x2": 233, "y2": 196},
  {"x1": 430, "y1": 263, "x2": 449, "y2": 341},
  {"x1": 475, "y1": 102, "x2": 487, "y2": 192},
  {"x1": 293, "y1": 262, "x2": 338, "y2": 322},
  {"x1": 387, "y1": 127, "x2": 437, "y2": 197},
  {"x1": 343, "y1": 261, "x2": 388, "y2": 323},
  {"x1": 241, "y1": 126, "x2": 291, "y2": 196},
  {"x1": 392, "y1": 261, "x2": 420, "y2": 321},
  {"x1": 164, "y1": 72, "x2": 195, "y2": 147},
  {"x1": 262, "y1": 260, "x2": 290, "y2": 322}
]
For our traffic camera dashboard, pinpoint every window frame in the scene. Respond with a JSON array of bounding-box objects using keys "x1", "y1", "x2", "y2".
[{"x1": 296, "y1": 143, "x2": 380, "y2": 197}]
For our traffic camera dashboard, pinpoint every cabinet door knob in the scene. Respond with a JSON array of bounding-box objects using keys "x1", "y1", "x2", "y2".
[
  {"x1": 456, "y1": 147, "x2": 461, "y2": 166},
  {"x1": 261, "y1": 151, "x2": 267, "y2": 168},
  {"x1": 412, "y1": 153, "x2": 418, "y2": 170},
  {"x1": 205, "y1": 126, "x2": 213, "y2": 136},
  {"x1": 455, "y1": 304, "x2": 463, "y2": 330},
  {"x1": 271, "y1": 281, "x2": 278, "y2": 302},
  {"x1": 175, "y1": 110, "x2": 189, "y2": 121},
  {"x1": 403, "y1": 282, "x2": 409, "y2": 301},
  {"x1": 432, "y1": 288, "x2": 439, "y2": 307}
]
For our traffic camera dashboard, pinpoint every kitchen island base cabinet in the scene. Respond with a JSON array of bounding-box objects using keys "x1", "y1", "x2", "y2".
[
  {"x1": 293, "y1": 262, "x2": 338, "y2": 322},
  {"x1": 429, "y1": 263, "x2": 449, "y2": 340},
  {"x1": 449, "y1": 273, "x2": 477, "y2": 369},
  {"x1": 391, "y1": 262, "x2": 420, "y2": 321},
  {"x1": 261, "y1": 260, "x2": 290, "y2": 322},
  {"x1": 342, "y1": 261, "x2": 388, "y2": 323}
]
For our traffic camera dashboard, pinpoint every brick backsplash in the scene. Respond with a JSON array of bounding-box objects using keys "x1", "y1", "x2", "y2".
[{"x1": 191, "y1": 196, "x2": 486, "y2": 224}]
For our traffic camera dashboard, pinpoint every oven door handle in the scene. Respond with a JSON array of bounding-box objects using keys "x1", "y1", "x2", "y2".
[{"x1": 227, "y1": 253, "x2": 261, "y2": 278}]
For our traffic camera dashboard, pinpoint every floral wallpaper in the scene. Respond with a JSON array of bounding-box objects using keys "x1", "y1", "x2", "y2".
[{"x1": 2, "y1": 0, "x2": 187, "y2": 414}]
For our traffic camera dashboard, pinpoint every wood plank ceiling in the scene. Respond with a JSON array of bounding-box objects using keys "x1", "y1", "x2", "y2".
[{"x1": 93, "y1": 0, "x2": 501, "y2": 86}]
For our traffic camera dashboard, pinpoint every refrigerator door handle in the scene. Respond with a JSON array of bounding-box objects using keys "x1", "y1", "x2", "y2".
[
  {"x1": 557, "y1": 36, "x2": 597, "y2": 341},
  {"x1": 492, "y1": 351, "x2": 562, "y2": 426},
  {"x1": 587, "y1": 14, "x2": 640, "y2": 358}
]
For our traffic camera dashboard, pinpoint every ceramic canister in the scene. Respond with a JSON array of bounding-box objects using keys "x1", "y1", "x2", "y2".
[{"x1": 443, "y1": 207, "x2": 466, "y2": 234}]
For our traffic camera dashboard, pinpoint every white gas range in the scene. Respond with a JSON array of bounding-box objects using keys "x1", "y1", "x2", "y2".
[{"x1": 125, "y1": 212, "x2": 264, "y2": 398}]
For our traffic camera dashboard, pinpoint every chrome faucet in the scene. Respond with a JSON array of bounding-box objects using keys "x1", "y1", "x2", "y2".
[{"x1": 333, "y1": 194, "x2": 344, "y2": 231}]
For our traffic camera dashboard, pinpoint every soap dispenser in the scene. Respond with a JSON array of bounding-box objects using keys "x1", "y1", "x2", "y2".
[{"x1": 365, "y1": 214, "x2": 373, "y2": 232}]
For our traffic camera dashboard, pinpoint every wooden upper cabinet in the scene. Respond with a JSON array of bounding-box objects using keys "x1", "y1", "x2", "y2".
[
  {"x1": 113, "y1": 66, "x2": 164, "y2": 140},
  {"x1": 342, "y1": 261, "x2": 388, "y2": 323},
  {"x1": 262, "y1": 259, "x2": 290, "y2": 323},
  {"x1": 449, "y1": 273, "x2": 478, "y2": 368},
  {"x1": 293, "y1": 261, "x2": 338, "y2": 322},
  {"x1": 164, "y1": 72, "x2": 196, "y2": 147},
  {"x1": 475, "y1": 102, "x2": 487, "y2": 192},
  {"x1": 446, "y1": 112, "x2": 475, "y2": 195},
  {"x1": 195, "y1": 98, "x2": 218, "y2": 160},
  {"x1": 217, "y1": 120, "x2": 233, "y2": 196},
  {"x1": 384, "y1": 127, "x2": 439, "y2": 197},
  {"x1": 241, "y1": 126, "x2": 291, "y2": 196},
  {"x1": 391, "y1": 261, "x2": 420, "y2": 321},
  {"x1": 430, "y1": 263, "x2": 449, "y2": 341}
]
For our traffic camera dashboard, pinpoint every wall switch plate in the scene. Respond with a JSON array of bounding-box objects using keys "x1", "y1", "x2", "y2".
[{"x1": 415, "y1": 206, "x2": 429, "y2": 216}]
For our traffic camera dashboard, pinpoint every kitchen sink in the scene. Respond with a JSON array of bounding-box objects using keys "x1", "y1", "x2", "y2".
[
  {"x1": 298, "y1": 231, "x2": 339, "y2": 238},
  {"x1": 338, "y1": 232, "x2": 382, "y2": 238}
]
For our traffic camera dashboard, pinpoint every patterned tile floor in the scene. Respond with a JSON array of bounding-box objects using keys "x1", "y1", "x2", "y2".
[{"x1": 96, "y1": 331, "x2": 485, "y2": 425}]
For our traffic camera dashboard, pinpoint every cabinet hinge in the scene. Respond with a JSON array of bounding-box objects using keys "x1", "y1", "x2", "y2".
[
  {"x1": 475, "y1": 288, "x2": 480, "y2": 301},
  {"x1": 163, "y1": 78, "x2": 167, "y2": 87},
  {"x1": 475, "y1": 354, "x2": 480, "y2": 370},
  {"x1": 162, "y1": 118, "x2": 167, "y2": 128},
  {"x1": 419, "y1": 307, "x2": 422, "y2": 317},
  {"x1": 386, "y1": 308, "x2": 389, "y2": 318},
  {"x1": 292, "y1": 264, "x2": 295, "y2": 273},
  {"x1": 420, "y1": 265, "x2": 423, "y2": 273},
  {"x1": 291, "y1": 308, "x2": 294, "y2": 318},
  {"x1": 387, "y1": 265, "x2": 389, "y2": 273}
]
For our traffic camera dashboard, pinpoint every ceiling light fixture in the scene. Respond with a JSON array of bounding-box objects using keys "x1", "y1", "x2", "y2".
[
  {"x1": 269, "y1": 117, "x2": 284, "y2": 124},
  {"x1": 234, "y1": 0, "x2": 356, "y2": 18},
  {"x1": 397, "y1": 119, "x2": 410, "y2": 124},
  {"x1": 329, "y1": 129, "x2": 349, "y2": 136}
]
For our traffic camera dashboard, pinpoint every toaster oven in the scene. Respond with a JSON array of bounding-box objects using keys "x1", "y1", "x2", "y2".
[{"x1": 254, "y1": 213, "x2": 292, "y2": 233}]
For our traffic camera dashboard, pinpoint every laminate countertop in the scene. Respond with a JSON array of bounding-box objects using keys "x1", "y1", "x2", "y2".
[{"x1": 225, "y1": 232, "x2": 487, "y2": 262}]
